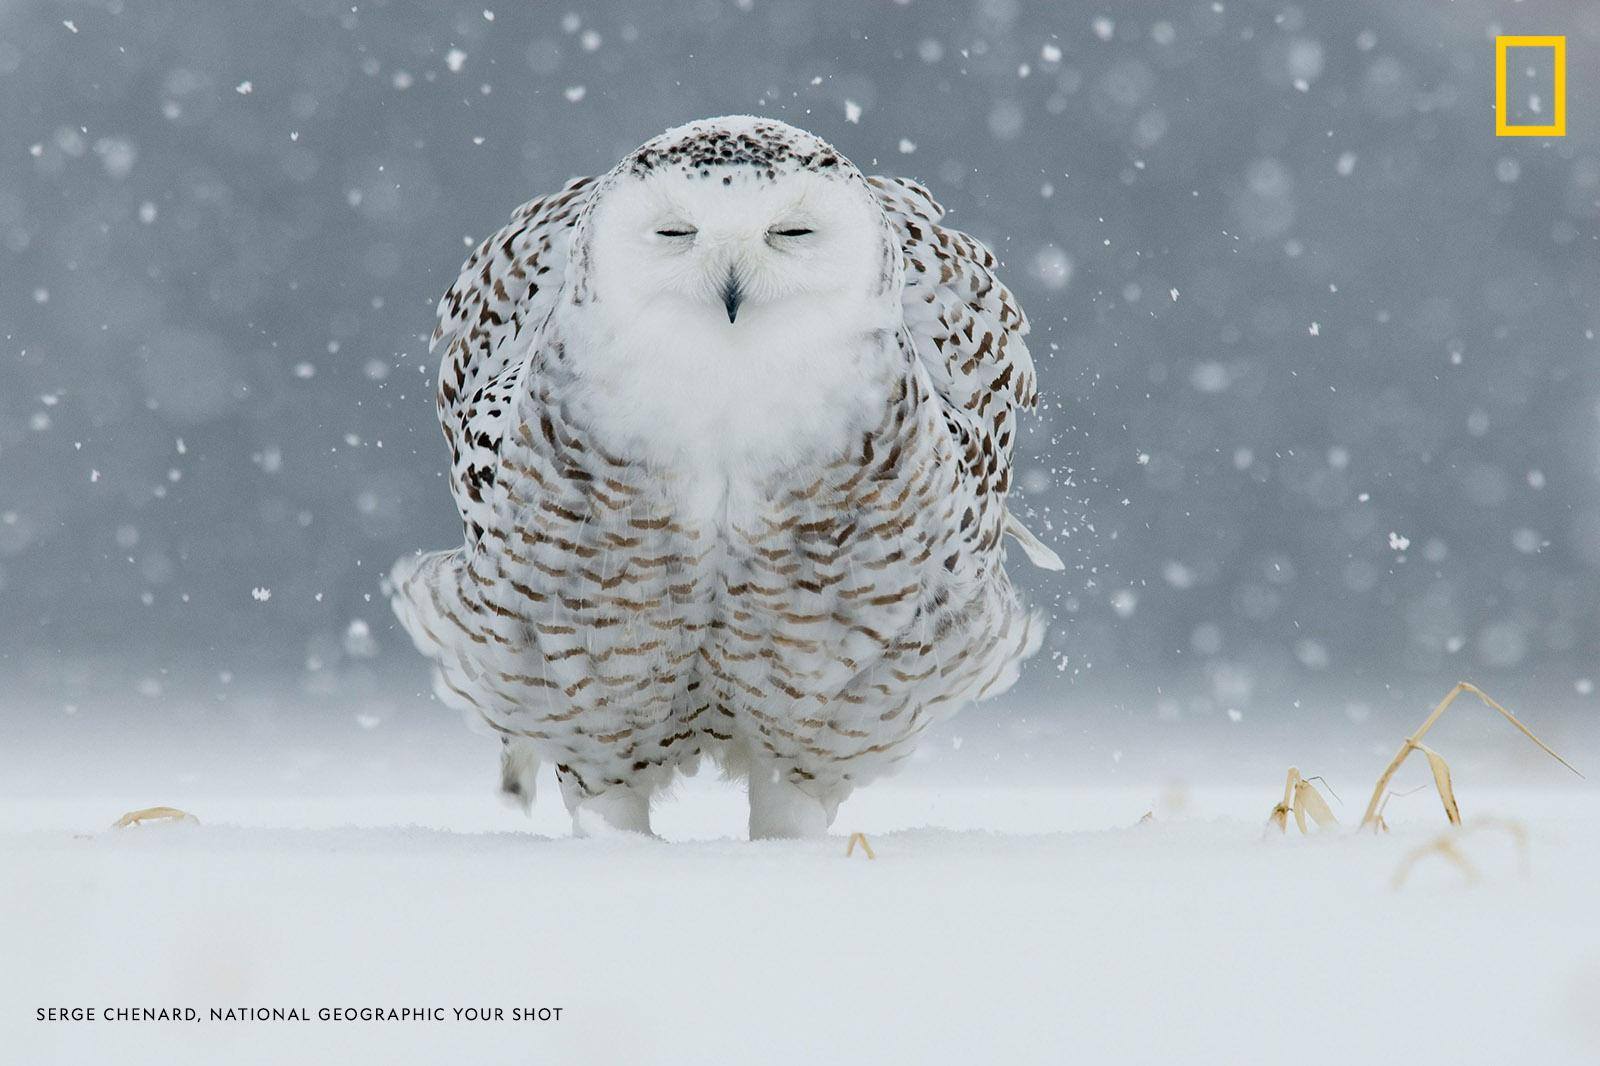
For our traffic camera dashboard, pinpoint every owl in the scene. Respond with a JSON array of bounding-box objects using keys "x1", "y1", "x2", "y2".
[{"x1": 390, "y1": 116, "x2": 1061, "y2": 838}]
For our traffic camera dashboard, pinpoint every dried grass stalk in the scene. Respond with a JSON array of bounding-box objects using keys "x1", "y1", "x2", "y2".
[
  {"x1": 1417, "y1": 745, "x2": 1460, "y2": 826},
  {"x1": 1358, "y1": 682, "x2": 1581, "y2": 832},
  {"x1": 1293, "y1": 778, "x2": 1339, "y2": 832},
  {"x1": 1268, "y1": 767, "x2": 1339, "y2": 834},
  {"x1": 111, "y1": 806, "x2": 198, "y2": 829},
  {"x1": 1392, "y1": 817, "x2": 1530, "y2": 889},
  {"x1": 1269, "y1": 767, "x2": 1300, "y2": 833},
  {"x1": 845, "y1": 832, "x2": 876, "y2": 859},
  {"x1": 1372, "y1": 785, "x2": 1428, "y2": 834},
  {"x1": 1392, "y1": 836, "x2": 1478, "y2": 888}
]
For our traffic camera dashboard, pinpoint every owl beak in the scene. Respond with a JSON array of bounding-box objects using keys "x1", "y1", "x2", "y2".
[{"x1": 720, "y1": 268, "x2": 743, "y2": 323}]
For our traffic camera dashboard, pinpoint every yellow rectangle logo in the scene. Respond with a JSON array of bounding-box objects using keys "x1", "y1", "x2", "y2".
[{"x1": 1496, "y1": 35, "x2": 1566, "y2": 136}]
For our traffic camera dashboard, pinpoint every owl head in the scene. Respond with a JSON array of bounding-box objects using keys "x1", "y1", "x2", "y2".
[{"x1": 567, "y1": 116, "x2": 902, "y2": 330}]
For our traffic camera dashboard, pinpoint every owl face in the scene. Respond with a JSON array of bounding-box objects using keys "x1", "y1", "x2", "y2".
[
  {"x1": 581, "y1": 120, "x2": 894, "y2": 330},
  {"x1": 556, "y1": 118, "x2": 905, "y2": 473}
]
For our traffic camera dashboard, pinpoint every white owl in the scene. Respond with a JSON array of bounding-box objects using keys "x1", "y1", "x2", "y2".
[{"x1": 390, "y1": 116, "x2": 1061, "y2": 838}]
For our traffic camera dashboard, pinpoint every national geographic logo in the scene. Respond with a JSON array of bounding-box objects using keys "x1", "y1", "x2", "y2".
[{"x1": 1495, "y1": 35, "x2": 1566, "y2": 137}]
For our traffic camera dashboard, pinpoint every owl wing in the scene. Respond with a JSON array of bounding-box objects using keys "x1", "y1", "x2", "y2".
[
  {"x1": 431, "y1": 175, "x2": 598, "y2": 542},
  {"x1": 870, "y1": 176, "x2": 1063, "y2": 571}
]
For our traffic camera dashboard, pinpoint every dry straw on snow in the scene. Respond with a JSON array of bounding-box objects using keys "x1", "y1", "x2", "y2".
[
  {"x1": 111, "y1": 806, "x2": 199, "y2": 829},
  {"x1": 1391, "y1": 817, "x2": 1531, "y2": 889},
  {"x1": 1269, "y1": 681, "x2": 1582, "y2": 837},
  {"x1": 1268, "y1": 767, "x2": 1339, "y2": 834}
]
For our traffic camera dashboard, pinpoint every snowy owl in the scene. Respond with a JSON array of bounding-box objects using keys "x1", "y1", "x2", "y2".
[{"x1": 390, "y1": 116, "x2": 1061, "y2": 838}]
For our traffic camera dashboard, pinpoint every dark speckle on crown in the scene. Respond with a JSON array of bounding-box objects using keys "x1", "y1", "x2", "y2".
[{"x1": 627, "y1": 118, "x2": 845, "y2": 180}]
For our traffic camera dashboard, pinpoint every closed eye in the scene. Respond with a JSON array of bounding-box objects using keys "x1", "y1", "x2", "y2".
[
  {"x1": 656, "y1": 227, "x2": 696, "y2": 238},
  {"x1": 770, "y1": 227, "x2": 814, "y2": 238}
]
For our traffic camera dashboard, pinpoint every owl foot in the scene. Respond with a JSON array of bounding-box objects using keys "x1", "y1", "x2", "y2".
[
  {"x1": 568, "y1": 787, "x2": 654, "y2": 838},
  {"x1": 748, "y1": 768, "x2": 828, "y2": 840}
]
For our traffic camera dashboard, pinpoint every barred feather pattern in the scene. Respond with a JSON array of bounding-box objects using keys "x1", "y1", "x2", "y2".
[
  {"x1": 871, "y1": 175, "x2": 1039, "y2": 573},
  {"x1": 393, "y1": 166, "x2": 1045, "y2": 811},
  {"x1": 433, "y1": 175, "x2": 597, "y2": 544}
]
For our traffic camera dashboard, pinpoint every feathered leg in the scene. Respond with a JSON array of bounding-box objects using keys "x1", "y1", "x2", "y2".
[
  {"x1": 747, "y1": 764, "x2": 829, "y2": 840},
  {"x1": 556, "y1": 769, "x2": 654, "y2": 837}
]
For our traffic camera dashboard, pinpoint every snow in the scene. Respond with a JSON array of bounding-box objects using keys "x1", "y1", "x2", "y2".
[{"x1": 6, "y1": 777, "x2": 1599, "y2": 1065}]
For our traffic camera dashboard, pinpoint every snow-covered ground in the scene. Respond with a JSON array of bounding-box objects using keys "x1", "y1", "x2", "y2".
[{"x1": 5, "y1": 770, "x2": 1599, "y2": 1066}]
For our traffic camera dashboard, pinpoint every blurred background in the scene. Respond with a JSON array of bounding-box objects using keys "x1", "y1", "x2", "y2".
[{"x1": 2, "y1": 0, "x2": 1597, "y2": 793}]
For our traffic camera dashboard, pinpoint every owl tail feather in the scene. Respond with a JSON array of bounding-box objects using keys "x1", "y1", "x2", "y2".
[{"x1": 1004, "y1": 512, "x2": 1064, "y2": 571}]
